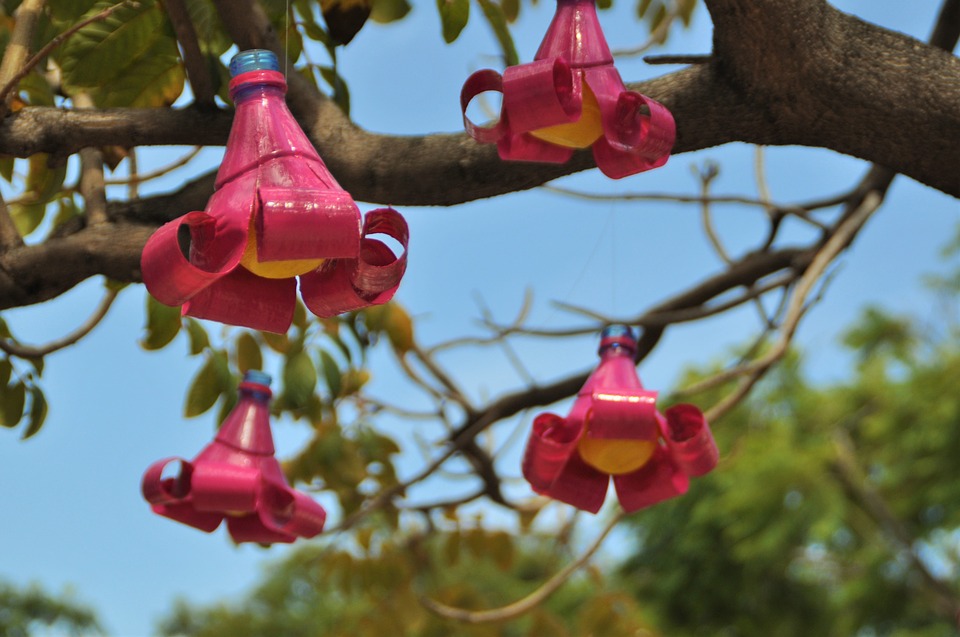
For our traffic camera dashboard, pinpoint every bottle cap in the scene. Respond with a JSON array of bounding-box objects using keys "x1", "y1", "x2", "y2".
[
  {"x1": 229, "y1": 49, "x2": 280, "y2": 76},
  {"x1": 599, "y1": 324, "x2": 637, "y2": 354},
  {"x1": 242, "y1": 370, "x2": 272, "y2": 387}
]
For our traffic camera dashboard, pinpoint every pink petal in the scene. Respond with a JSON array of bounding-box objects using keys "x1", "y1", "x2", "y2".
[
  {"x1": 190, "y1": 462, "x2": 261, "y2": 513},
  {"x1": 140, "y1": 212, "x2": 224, "y2": 307},
  {"x1": 461, "y1": 69, "x2": 508, "y2": 144},
  {"x1": 149, "y1": 501, "x2": 224, "y2": 534},
  {"x1": 613, "y1": 447, "x2": 689, "y2": 513},
  {"x1": 663, "y1": 404, "x2": 718, "y2": 477},
  {"x1": 226, "y1": 514, "x2": 295, "y2": 544},
  {"x1": 543, "y1": 451, "x2": 610, "y2": 514},
  {"x1": 585, "y1": 67, "x2": 675, "y2": 179},
  {"x1": 255, "y1": 187, "x2": 361, "y2": 261},
  {"x1": 502, "y1": 57, "x2": 581, "y2": 133},
  {"x1": 184, "y1": 266, "x2": 296, "y2": 333},
  {"x1": 586, "y1": 390, "x2": 659, "y2": 439},
  {"x1": 300, "y1": 208, "x2": 408, "y2": 318},
  {"x1": 522, "y1": 412, "x2": 582, "y2": 491},
  {"x1": 141, "y1": 457, "x2": 192, "y2": 505}
]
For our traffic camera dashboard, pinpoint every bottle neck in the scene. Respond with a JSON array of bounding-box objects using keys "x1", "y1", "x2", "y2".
[{"x1": 229, "y1": 70, "x2": 287, "y2": 105}]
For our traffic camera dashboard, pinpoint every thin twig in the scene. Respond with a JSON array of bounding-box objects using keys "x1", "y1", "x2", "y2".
[
  {"x1": 0, "y1": 1, "x2": 138, "y2": 109},
  {"x1": 420, "y1": 511, "x2": 625, "y2": 623},
  {"x1": 701, "y1": 192, "x2": 882, "y2": 421},
  {"x1": 104, "y1": 146, "x2": 201, "y2": 187},
  {"x1": 612, "y1": 0, "x2": 679, "y2": 57},
  {"x1": 643, "y1": 53, "x2": 712, "y2": 65},
  {"x1": 0, "y1": 0, "x2": 45, "y2": 117},
  {"x1": 831, "y1": 430, "x2": 960, "y2": 619},
  {"x1": 0, "y1": 287, "x2": 119, "y2": 358}
]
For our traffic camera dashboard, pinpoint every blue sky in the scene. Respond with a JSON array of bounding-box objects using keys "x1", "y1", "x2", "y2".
[{"x1": 0, "y1": 1, "x2": 957, "y2": 635}]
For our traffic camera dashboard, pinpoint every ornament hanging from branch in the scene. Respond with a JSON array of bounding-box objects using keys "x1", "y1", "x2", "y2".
[
  {"x1": 460, "y1": 0, "x2": 676, "y2": 179},
  {"x1": 141, "y1": 50, "x2": 409, "y2": 334},
  {"x1": 142, "y1": 371, "x2": 326, "y2": 544},
  {"x1": 522, "y1": 325, "x2": 717, "y2": 513}
]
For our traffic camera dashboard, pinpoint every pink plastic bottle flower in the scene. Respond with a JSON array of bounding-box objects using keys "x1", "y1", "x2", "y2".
[
  {"x1": 142, "y1": 371, "x2": 326, "y2": 544},
  {"x1": 141, "y1": 50, "x2": 408, "y2": 333},
  {"x1": 460, "y1": 0, "x2": 676, "y2": 179},
  {"x1": 522, "y1": 325, "x2": 718, "y2": 513}
]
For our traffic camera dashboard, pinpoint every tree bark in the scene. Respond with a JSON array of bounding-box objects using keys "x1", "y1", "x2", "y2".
[{"x1": 0, "y1": 0, "x2": 956, "y2": 308}]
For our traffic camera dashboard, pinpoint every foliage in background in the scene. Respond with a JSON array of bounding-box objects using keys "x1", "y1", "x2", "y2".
[
  {"x1": 156, "y1": 525, "x2": 652, "y2": 637},
  {"x1": 619, "y1": 299, "x2": 960, "y2": 635},
  {"x1": 0, "y1": 580, "x2": 102, "y2": 637}
]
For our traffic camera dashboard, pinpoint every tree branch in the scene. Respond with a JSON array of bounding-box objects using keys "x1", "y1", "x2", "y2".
[
  {"x1": 0, "y1": 288, "x2": 118, "y2": 358},
  {"x1": 420, "y1": 511, "x2": 625, "y2": 623}
]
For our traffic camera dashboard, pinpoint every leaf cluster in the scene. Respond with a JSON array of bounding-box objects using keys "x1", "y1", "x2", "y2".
[{"x1": 618, "y1": 307, "x2": 960, "y2": 636}]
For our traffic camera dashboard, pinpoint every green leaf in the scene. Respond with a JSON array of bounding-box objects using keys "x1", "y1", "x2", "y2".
[
  {"x1": 383, "y1": 303, "x2": 414, "y2": 353},
  {"x1": 235, "y1": 332, "x2": 263, "y2": 373},
  {"x1": 48, "y1": 0, "x2": 98, "y2": 22},
  {"x1": 184, "y1": 354, "x2": 227, "y2": 417},
  {"x1": 261, "y1": 330, "x2": 290, "y2": 354},
  {"x1": 283, "y1": 350, "x2": 317, "y2": 409},
  {"x1": 321, "y1": 0, "x2": 372, "y2": 45},
  {"x1": 0, "y1": 359, "x2": 12, "y2": 388},
  {"x1": 501, "y1": 0, "x2": 519, "y2": 22},
  {"x1": 21, "y1": 386, "x2": 48, "y2": 439},
  {"x1": 437, "y1": 0, "x2": 469, "y2": 43},
  {"x1": 318, "y1": 349, "x2": 342, "y2": 398},
  {"x1": 183, "y1": 0, "x2": 233, "y2": 55},
  {"x1": 184, "y1": 318, "x2": 210, "y2": 355},
  {"x1": 95, "y1": 38, "x2": 185, "y2": 107},
  {"x1": 476, "y1": 0, "x2": 518, "y2": 66},
  {"x1": 370, "y1": 0, "x2": 410, "y2": 23},
  {"x1": 0, "y1": 156, "x2": 14, "y2": 182},
  {"x1": 318, "y1": 65, "x2": 350, "y2": 115},
  {"x1": 59, "y1": 0, "x2": 185, "y2": 107},
  {"x1": 0, "y1": 382, "x2": 26, "y2": 428},
  {"x1": 678, "y1": 0, "x2": 696, "y2": 25},
  {"x1": 9, "y1": 201, "x2": 47, "y2": 237},
  {"x1": 141, "y1": 295, "x2": 181, "y2": 351}
]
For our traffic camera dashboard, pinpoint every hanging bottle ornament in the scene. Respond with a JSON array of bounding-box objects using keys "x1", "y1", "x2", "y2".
[
  {"x1": 142, "y1": 371, "x2": 326, "y2": 544},
  {"x1": 141, "y1": 49, "x2": 409, "y2": 333},
  {"x1": 460, "y1": 0, "x2": 675, "y2": 179},
  {"x1": 522, "y1": 325, "x2": 717, "y2": 513}
]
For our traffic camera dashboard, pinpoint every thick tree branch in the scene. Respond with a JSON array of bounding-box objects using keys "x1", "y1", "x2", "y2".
[
  {"x1": 0, "y1": 0, "x2": 955, "y2": 309},
  {"x1": 0, "y1": 0, "x2": 955, "y2": 203}
]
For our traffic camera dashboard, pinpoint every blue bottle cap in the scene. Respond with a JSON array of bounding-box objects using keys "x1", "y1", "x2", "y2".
[
  {"x1": 229, "y1": 49, "x2": 280, "y2": 77},
  {"x1": 600, "y1": 324, "x2": 636, "y2": 341},
  {"x1": 242, "y1": 370, "x2": 272, "y2": 387}
]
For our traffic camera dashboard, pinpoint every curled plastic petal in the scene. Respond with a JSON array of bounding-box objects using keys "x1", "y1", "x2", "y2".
[
  {"x1": 460, "y1": 0, "x2": 675, "y2": 179},
  {"x1": 301, "y1": 207, "x2": 408, "y2": 317},
  {"x1": 141, "y1": 52, "x2": 408, "y2": 333},
  {"x1": 142, "y1": 373, "x2": 326, "y2": 544},
  {"x1": 522, "y1": 412, "x2": 583, "y2": 491},
  {"x1": 521, "y1": 325, "x2": 718, "y2": 514},
  {"x1": 183, "y1": 266, "x2": 297, "y2": 333},
  {"x1": 663, "y1": 404, "x2": 719, "y2": 477}
]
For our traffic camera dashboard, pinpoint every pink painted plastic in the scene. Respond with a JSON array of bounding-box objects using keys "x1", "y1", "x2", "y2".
[
  {"x1": 521, "y1": 326, "x2": 718, "y2": 513},
  {"x1": 141, "y1": 60, "x2": 408, "y2": 333},
  {"x1": 142, "y1": 373, "x2": 326, "y2": 544},
  {"x1": 460, "y1": 0, "x2": 676, "y2": 179}
]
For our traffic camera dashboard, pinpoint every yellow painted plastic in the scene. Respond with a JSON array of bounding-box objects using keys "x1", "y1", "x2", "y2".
[
  {"x1": 579, "y1": 433, "x2": 655, "y2": 475},
  {"x1": 240, "y1": 225, "x2": 324, "y2": 279},
  {"x1": 529, "y1": 81, "x2": 603, "y2": 149}
]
